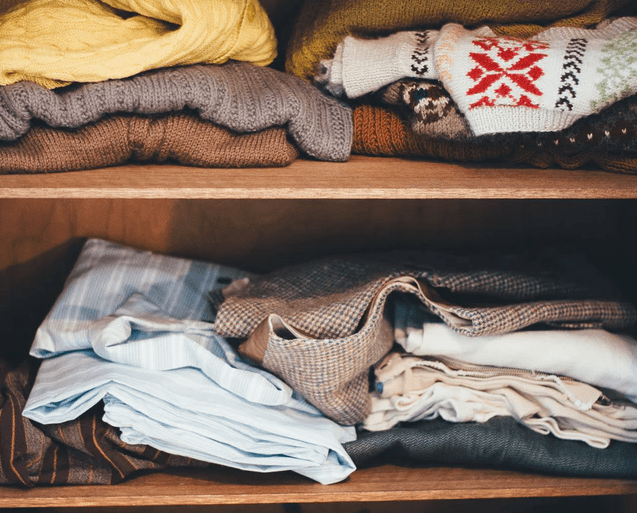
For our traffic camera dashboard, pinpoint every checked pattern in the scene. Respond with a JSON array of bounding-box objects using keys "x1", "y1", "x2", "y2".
[{"x1": 466, "y1": 37, "x2": 549, "y2": 109}]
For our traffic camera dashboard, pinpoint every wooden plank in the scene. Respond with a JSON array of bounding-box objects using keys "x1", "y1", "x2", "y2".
[
  {"x1": 0, "y1": 466, "x2": 635, "y2": 508},
  {"x1": 1, "y1": 157, "x2": 637, "y2": 199}
]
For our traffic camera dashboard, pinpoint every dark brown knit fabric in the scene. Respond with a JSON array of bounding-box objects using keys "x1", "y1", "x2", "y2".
[
  {"x1": 353, "y1": 104, "x2": 637, "y2": 173},
  {"x1": 352, "y1": 104, "x2": 511, "y2": 161},
  {"x1": 0, "y1": 358, "x2": 206, "y2": 487},
  {"x1": 0, "y1": 113, "x2": 299, "y2": 174}
]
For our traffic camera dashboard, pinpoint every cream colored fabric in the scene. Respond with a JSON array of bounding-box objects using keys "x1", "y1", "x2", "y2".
[
  {"x1": 0, "y1": 0, "x2": 276, "y2": 88},
  {"x1": 364, "y1": 353, "x2": 637, "y2": 449}
]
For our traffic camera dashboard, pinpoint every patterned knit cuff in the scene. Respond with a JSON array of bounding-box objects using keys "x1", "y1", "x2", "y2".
[{"x1": 315, "y1": 31, "x2": 439, "y2": 99}]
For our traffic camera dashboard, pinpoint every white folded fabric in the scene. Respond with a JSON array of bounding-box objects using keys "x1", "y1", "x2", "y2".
[
  {"x1": 364, "y1": 353, "x2": 637, "y2": 448},
  {"x1": 394, "y1": 299, "x2": 637, "y2": 403},
  {"x1": 315, "y1": 30, "x2": 441, "y2": 98}
]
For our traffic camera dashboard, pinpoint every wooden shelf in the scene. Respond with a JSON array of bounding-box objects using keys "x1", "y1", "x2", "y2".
[
  {"x1": 1, "y1": 466, "x2": 636, "y2": 508},
  {"x1": 2, "y1": 156, "x2": 637, "y2": 199}
]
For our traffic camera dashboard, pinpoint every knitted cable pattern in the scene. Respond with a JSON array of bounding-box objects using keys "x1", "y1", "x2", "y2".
[{"x1": 0, "y1": 62, "x2": 352, "y2": 162}]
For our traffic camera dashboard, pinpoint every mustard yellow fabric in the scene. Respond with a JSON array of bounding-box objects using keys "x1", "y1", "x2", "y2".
[
  {"x1": 286, "y1": 0, "x2": 632, "y2": 80},
  {"x1": 0, "y1": 0, "x2": 277, "y2": 88}
]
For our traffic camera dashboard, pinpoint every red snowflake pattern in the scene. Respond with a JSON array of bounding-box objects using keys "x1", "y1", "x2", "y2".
[{"x1": 466, "y1": 37, "x2": 549, "y2": 109}]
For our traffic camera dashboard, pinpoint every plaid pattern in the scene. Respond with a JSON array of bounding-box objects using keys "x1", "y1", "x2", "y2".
[
  {"x1": 213, "y1": 252, "x2": 632, "y2": 339},
  {"x1": 0, "y1": 358, "x2": 204, "y2": 487},
  {"x1": 246, "y1": 281, "x2": 419, "y2": 424},
  {"x1": 215, "y1": 253, "x2": 635, "y2": 424}
]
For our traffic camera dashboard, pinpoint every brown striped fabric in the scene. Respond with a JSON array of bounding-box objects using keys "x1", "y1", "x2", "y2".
[
  {"x1": 0, "y1": 358, "x2": 207, "y2": 487},
  {"x1": 0, "y1": 113, "x2": 299, "y2": 174}
]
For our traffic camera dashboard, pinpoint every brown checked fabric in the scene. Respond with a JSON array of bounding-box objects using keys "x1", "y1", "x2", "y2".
[
  {"x1": 0, "y1": 113, "x2": 299, "y2": 174},
  {"x1": 0, "y1": 357, "x2": 206, "y2": 487},
  {"x1": 212, "y1": 253, "x2": 636, "y2": 425}
]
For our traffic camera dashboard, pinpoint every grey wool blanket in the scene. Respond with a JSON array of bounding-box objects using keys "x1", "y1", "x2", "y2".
[{"x1": 0, "y1": 61, "x2": 352, "y2": 162}]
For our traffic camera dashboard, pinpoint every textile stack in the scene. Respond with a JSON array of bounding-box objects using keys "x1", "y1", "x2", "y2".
[
  {"x1": 292, "y1": 0, "x2": 637, "y2": 172},
  {"x1": 1, "y1": 0, "x2": 637, "y2": 492},
  {"x1": 0, "y1": 0, "x2": 352, "y2": 174}
]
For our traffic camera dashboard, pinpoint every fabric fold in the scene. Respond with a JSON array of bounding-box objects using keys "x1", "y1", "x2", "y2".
[
  {"x1": 0, "y1": 61, "x2": 352, "y2": 162},
  {"x1": 0, "y1": 113, "x2": 299, "y2": 173},
  {"x1": 0, "y1": 0, "x2": 276, "y2": 88}
]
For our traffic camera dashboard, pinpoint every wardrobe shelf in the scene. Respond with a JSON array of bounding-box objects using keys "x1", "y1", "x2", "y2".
[
  {"x1": 2, "y1": 156, "x2": 637, "y2": 200},
  {"x1": 1, "y1": 465, "x2": 636, "y2": 508}
]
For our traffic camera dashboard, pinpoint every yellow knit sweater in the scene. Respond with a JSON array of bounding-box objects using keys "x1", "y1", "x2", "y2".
[
  {"x1": 286, "y1": 0, "x2": 632, "y2": 80},
  {"x1": 0, "y1": 0, "x2": 277, "y2": 88}
]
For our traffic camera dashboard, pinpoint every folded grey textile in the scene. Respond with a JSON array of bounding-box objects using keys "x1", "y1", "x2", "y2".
[
  {"x1": 212, "y1": 252, "x2": 635, "y2": 425},
  {"x1": 344, "y1": 416, "x2": 637, "y2": 479},
  {"x1": 0, "y1": 61, "x2": 352, "y2": 162}
]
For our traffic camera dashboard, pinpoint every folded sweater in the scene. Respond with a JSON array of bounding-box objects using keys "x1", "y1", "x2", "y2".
[
  {"x1": 0, "y1": 0, "x2": 276, "y2": 88},
  {"x1": 286, "y1": 0, "x2": 633, "y2": 81},
  {"x1": 435, "y1": 18, "x2": 637, "y2": 135},
  {"x1": 0, "y1": 113, "x2": 299, "y2": 173},
  {"x1": 353, "y1": 104, "x2": 637, "y2": 173},
  {"x1": 0, "y1": 62, "x2": 352, "y2": 162}
]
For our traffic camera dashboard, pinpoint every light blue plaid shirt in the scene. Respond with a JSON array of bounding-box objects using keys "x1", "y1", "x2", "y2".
[{"x1": 24, "y1": 239, "x2": 356, "y2": 484}]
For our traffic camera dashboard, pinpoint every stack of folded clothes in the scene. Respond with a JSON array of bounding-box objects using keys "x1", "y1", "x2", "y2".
[
  {"x1": 20, "y1": 239, "x2": 356, "y2": 485},
  {"x1": 212, "y1": 250, "x2": 637, "y2": 479},
  {"x1": 16, "y1": 241, "x2": 637, "y2": 485},
  {"x1": 0, "y1": 0, "x2": 353, "y2": 173},
  {"x1": 286, "y1": 0, "x2": 637, "y2": 172}
]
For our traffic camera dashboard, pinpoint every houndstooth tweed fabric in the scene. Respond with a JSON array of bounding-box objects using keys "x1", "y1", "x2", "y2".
[{"x1": 212, "y1": 253, "x2": 635, "y2": 424}]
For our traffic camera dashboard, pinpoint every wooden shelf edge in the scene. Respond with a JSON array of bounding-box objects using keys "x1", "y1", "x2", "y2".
[
  {"x1": 1, "y1": 157, "x2": 637, "y2": 199},
  {"x1": 0, "y1": 466, "x2": 635, "y2": 508}
]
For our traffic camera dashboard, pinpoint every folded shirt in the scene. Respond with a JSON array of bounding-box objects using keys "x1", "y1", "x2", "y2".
[
  {"x1": 394, "y1": 298, "x2": 637, "y2": 403},
  {"x1": 0, "y1": 62, "x2": 352, "y2": 162},
  {"x1": 25, "y1": 241, "x2": 356, "y2": 484},
  {"x1": 364, "y1": 352, "x2": 637, "y2": 448},
  {"x1": 213, "y1": 252, "x2": 635, "y2": 425},
  {"x1": 0, "y1": 0, "x2": 276, "y2": 88},
  {"x1": 0, "y1": 357, "x2": 206, "y2": 487},
  {"x1": 0, "y1": 113, "x2": 299, "y2": 174}
]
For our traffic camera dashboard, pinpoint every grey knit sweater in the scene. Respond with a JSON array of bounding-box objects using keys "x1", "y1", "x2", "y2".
[{"x1": 0, "y1": 61, "x2": 352, "y2": 162}]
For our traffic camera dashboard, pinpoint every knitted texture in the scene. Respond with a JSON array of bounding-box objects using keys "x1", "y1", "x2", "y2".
[
  {"x1": 353, "y1": 103, "x2": 637, "y2": 173},
  {"x1": 0, "y1": 0, "x2": 276, "y2": 88},
  {"x1": 352, "y1": 104, "x2": 511, "y2": 161},
  {"x1": 314, "y1": 31, "x2": 439, "y2": 99},
  {"x1": 434, "y1": 17, "x2": 637, "y2": 135},
  {"x1": 0, "y1": 62, "x2": 352, "y2": 162},
  {"x1": 0, "y1": 114, "x2": 299, "y2": 174},
  {"x1": 285, "y1": 0, "x2": 633, "y2": 81},
  {"x1": 0, "y1": 358, "x2": 205, "y2": 487},
  {"x1": 379, "y1": 80, "x2": 472, "y2": 140}
]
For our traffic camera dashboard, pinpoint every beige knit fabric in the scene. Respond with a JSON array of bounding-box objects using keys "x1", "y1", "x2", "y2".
[{"x1": 0, "y1": 114, "x2": 299, "y2": 173}]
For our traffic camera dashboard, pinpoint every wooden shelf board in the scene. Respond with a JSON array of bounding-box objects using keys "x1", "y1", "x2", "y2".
[
  {"x1": 1, "y1": 157, "x2": 637, "y2": 199},
  {"x1": 1, "y1": 466, "x2": 636, "y2": 508}
]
